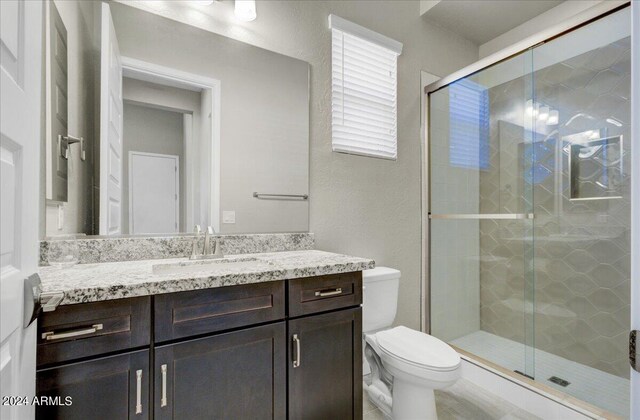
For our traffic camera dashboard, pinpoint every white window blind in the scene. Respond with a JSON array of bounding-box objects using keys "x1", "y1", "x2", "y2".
[
  {"x1": 449, "y1": 79, "x2": 490, "y2": 170},
  {"x1": 330, "y1": 15, "x2": 403, "y2": 160}
]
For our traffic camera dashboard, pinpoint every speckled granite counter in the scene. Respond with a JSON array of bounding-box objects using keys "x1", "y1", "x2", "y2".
[
  {"x1": 40, "y1": 233, "x2": 315, "y2": 265},
  {"x1": 39, "y1": 250, "x2": 375, "y2": 305}
]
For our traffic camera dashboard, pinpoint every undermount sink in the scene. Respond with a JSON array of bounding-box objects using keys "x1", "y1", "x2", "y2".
[{"x1": 152, "y1": 257, "x2": 267, "y2": 275}]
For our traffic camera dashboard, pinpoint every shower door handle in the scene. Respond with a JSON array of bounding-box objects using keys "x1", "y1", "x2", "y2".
[{"x1": 631, "y1": 330, "x2": 639, "y2": 372}]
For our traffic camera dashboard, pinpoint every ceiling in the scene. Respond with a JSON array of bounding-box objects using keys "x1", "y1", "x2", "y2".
[{"x1": 422, "y1": 0, "x2": 565, "y2": 45}]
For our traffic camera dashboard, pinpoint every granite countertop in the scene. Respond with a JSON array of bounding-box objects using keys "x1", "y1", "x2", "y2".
[{"x1": 39, "y1": 250, "x2": 375, "y2": 305}]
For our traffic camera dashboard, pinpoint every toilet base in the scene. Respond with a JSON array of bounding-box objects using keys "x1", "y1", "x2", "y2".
[
  {"x1": 391, "y1": 378, "x2": 438, "y2": 419},
  {"x1": 364, "y1": 378, "x2": 392, "y2": 418}
]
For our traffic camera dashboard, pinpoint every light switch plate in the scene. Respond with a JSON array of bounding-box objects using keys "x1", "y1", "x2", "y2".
[{"x1": 222, "y1": 211, "x2": 236, "y2": 224}]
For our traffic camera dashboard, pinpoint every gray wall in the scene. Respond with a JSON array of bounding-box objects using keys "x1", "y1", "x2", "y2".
[
  {"x1": 478, "y1": 1, "x2": 610, "y2": 58},
  {"x1": 114, "y1": 0, "x2": 479, "y2": 329},
  {"x1": 111, "y1": 3, "x2": 311, "y2": 235},
  {"x1": 122, "y1": 103, "x2": 185, "y2": 233}
]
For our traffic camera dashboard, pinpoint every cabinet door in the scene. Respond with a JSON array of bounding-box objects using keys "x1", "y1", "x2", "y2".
[
  {"x1": 154, "y1": 322, "x2": 286, "y2": 420},
  {"x1": 36, "y1": 350, "x2": 149, "y2": 420},
  {"x1": 288, "y1": 307, "x2": 363, "y2": 420}
]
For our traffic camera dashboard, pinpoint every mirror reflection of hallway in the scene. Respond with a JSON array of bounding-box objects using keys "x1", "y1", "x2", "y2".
[
  {"x1": 129, "y1": 151, "x2": 179, "y2": 235},
  {"x1": 123, "y1": 101, "x2": 189, "y2": 235}
]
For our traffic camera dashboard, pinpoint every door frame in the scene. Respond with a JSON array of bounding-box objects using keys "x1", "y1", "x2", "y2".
[
  {"x1": 128, "y1": 151, "x2": 180, "y2": 234},
  {"x1": 630, "y1": 0, "x2": 639, "y2": 415},
  {"x1": 420, "y1": 70, "x2": 440, "y2": 334},
  {"x1": 120, "y1": 56, "x2": 221, "y2": 233},
  {"x1": 99, "y1": 2, "x2": 124, "y2": 235}
]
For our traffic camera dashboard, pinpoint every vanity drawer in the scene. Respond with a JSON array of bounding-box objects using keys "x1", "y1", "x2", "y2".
[
  {"x1": 288, "y1": 272, "x2": 362, "y2": 317},
  {"x1": 37, "y1": 297, "x2": 151, "y2": 367},
  {"x1": 154, "y1": 281, "x2": 285, "y2": 343}
]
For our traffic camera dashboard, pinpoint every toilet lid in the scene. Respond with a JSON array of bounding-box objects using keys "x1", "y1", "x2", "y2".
[{"x1": 375, "y1": 326, "x2": 460, "y2": 371}]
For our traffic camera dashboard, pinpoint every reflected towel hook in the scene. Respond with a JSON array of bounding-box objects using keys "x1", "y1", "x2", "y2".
[{"x1": 58, "y1": 134, "x2": 86, "y2": 161}]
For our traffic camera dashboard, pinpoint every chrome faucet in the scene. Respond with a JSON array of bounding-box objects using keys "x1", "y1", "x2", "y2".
[
  {"x1": 190, "y1": 225, "x2": 202, "y2": 260},
  {"x1": 203, "y1": 226, "x2": 213, "y2": 255},
  {"x1": 190, "y1": 225, "x2": 223, "y2": 260}
]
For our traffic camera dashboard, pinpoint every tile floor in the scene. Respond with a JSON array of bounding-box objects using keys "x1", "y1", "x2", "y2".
[
  {"x1": 363, "y1": 378, "x2": 540, "y2": 420},
  {"x1": 452, "y1": 330, "x2": 629, "y2": 417}
]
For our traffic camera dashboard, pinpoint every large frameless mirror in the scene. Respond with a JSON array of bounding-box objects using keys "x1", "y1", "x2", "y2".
[{"x1": 43, "y1": 1, "x2": 310, "y2": 237}]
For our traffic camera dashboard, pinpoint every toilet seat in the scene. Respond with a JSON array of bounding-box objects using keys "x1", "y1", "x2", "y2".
[{"x1": 374, "y1": 326, "x2": 460, "y2": 372}]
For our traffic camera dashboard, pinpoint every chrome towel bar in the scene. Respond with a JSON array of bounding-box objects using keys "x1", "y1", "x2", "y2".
[{"x1": 253, "y1": 192, "x2": 308, "y2": 200}]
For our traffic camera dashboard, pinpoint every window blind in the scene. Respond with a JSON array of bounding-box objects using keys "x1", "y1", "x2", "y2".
[
  {"x1": 449, "y1": 79, "x2": 490, "y2": 170},
  {"x1": 330, "y1": 15, "x2": 402, "y2": 160}
]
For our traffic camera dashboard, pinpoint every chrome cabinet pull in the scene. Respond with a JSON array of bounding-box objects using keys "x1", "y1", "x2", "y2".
[
  {"x1": 161, "y1": 364, "x2": 168, "y2": 407},
  {"x1": 292, "y1": 334, "x2": 301, "y2": 368},
  {"x1": 315, "y1": 287, "x2": 342, "y2": 297},
  {"x1": 135, "y1": 370, "x2": 142, "y2": 414},
  {"x1": 41, "y1": 323, "x2": 103, "y2": 341}
]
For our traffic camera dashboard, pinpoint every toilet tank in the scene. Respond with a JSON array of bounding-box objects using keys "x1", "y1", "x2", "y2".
[{"x1": 362, "y1": 267, "x2": 401, "y2": 333}]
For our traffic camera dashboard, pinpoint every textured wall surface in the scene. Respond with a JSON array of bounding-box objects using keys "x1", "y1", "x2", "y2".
[{"x1": 115, "y1": 0, "x2": 479, "y2": 329}]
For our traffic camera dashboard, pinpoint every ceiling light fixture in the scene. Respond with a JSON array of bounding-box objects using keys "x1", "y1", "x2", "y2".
[
  {"x1": 538, "y1": 106, "x2": 549, "y2": 121},
  {"x1": 525, "y1": 99, "x2": 534, "y2": 116},
  {"x1": 235, "y1": 0, "x2": 256, "y2": 21},
  {"x1": 546, "y1": 109, "x2": 559, "y2": 125}
]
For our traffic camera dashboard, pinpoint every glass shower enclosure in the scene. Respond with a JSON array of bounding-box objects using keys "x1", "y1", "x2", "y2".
[{"x1": 427, "y1": 6, "x2": 631, "y2": 418}]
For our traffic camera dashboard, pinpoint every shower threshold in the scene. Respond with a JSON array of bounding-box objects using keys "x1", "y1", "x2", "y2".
[{"x1": 451, "y1": 330, "x2": 629, "y2": 418}]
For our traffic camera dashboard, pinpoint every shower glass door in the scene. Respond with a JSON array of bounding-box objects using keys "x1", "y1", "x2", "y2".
[
  {"x1": 530, "y1": 8, "x2": 631, "y2": 416},
  {"x1": 428, "y1": 49, "x2": 537, "y2": 379},
  {"x1": 428, "y1": 6, "x2": 631, "y2": 418}
]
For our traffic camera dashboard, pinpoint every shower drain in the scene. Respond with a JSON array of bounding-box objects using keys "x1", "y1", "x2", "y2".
[{"x1": 548, "y1": 376, "x2": 571, "y2": 387}]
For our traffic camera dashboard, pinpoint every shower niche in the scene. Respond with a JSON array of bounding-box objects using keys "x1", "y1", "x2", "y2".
[{"x1": 568, "y1": 134, "x2": 623, "y2": 201}]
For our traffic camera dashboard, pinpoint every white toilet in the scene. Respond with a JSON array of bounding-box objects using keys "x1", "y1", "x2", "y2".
[{"x1": 363, "y1": 267, "x2": 461, "y2": 420}]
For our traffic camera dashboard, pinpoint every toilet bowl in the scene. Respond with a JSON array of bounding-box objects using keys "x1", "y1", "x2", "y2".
[{"x1": 363, "y1": 267, "x2": 461, "y2": 419}]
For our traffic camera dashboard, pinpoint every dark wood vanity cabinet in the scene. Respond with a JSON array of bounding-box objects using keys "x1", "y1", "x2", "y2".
[
  {"x1": 36, "y1": 273, "x2": 363, "y2": 420},
  {"x1": 288, "y1": 307, "x2": 362, "y2": 420},
  {"x1": 36, "y1": 296, "x2": 151, "y2": 368},
  {"x1": 154, "y1": 322, "x2": 286, "y2": 420},
  {"x1": 36, "y1": 350, "x2": 150, "y2": 420}
]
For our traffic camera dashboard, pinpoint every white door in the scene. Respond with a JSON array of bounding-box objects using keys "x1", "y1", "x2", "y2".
[
  {"x1": 0, "y1": 1, "x2": 43, "y2": 419},
  {"x1": 630, "y1": 1, "x2": 639, "y2": 416},
  {"x1": 99, "y1": 2, "x2": 123, "y2": 235},
  {"x1": 129, "y1": 152, "x2": 179, "y2": 234}
]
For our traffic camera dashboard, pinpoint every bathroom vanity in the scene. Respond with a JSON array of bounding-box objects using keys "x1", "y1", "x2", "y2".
[{"x1": 36, "y1": 249, "x2": 373, "y2": 419}]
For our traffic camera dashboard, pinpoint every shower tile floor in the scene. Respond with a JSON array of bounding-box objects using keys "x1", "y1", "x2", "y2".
[
  {"x1": 363, "y1": 377, "x2": 540, "y2": 420},
  {"x1": 451, "y1": 331, "x2": 629, "y2": 418}
]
